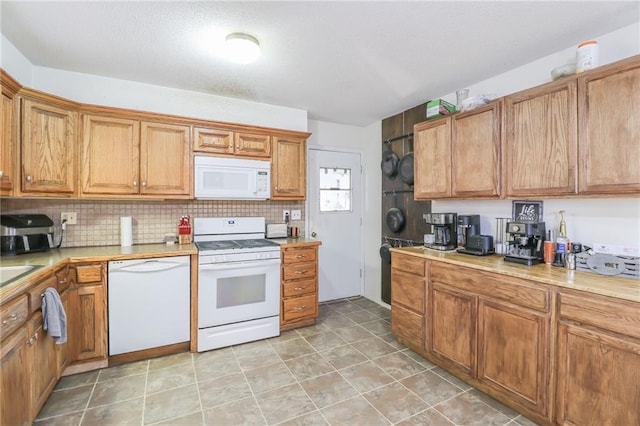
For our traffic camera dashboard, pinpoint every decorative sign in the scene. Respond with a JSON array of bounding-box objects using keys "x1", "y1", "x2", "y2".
[{"x1": 512, "y1": 200, "x2": 543, "y2": 223}]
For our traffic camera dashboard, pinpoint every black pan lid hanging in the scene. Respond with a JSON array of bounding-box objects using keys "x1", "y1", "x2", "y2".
[
  {"x1": 381, "y1": 148, "x2": 399, "y2": 178},
  {"x1": 385, "y1": 207, "x2": 405, "y2": 233}
]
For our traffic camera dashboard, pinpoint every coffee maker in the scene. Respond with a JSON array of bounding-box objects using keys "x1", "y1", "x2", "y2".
[
  {"x1": 456, "y1": 215, "x2": 480, "y2": 249},
  {"x1": 504, "y1": 221, "x2": 545, "y2": 265},
  {"x1": 423, "y1": 213, "x2": 457, "y2": 251}
]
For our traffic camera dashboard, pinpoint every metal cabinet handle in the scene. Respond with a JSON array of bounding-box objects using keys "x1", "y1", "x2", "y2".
[
  {"x1": 142, "y1": 181, "x2": 147, "y2": 187},
  {"x1": 295, "y1": 255, "x2": 306, "y2": 259},
  {"x1": 28, "y1": 337, "x2": 34, "y2": 345},
  {"x1": 58, "y1": 278, "x2": 68, "y2": 284},
  {"x1": 2, "y1": 314, "x2": 18, "y2": 325},
  {"x1": 34, "y1": 332, "x2": 39, "y2": 340},
  {"x1": 294, "y1": 270, "x2": 308, "y2": 274},
  {"x1": 236, "y1": 144, "x2": 240, "y2": 148},
  {"x1": 293, "y1": 306, "x2": 306, "y2": 311},
  {"x1": 0, "y1": 170, "x2": 3, "y2": 178},
  {"x1": 26, "y1": 175, "x2": 32, "y2": 182},
  {"x1": 133, "y1": 180, "x2": 138, "y2": 186},
  {"x1": 293, "y1": 287, "x2": 305, "y2": 291}
]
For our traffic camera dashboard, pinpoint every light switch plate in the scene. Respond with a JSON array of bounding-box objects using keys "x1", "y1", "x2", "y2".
[{"x1": 291, "y1": 210, "x2": 301, "y2": 220}]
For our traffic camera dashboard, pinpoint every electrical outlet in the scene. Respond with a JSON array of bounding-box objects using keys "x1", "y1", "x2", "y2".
[
  {"x1": 61, "y1": 212, "x2": 77, "y2": 225},
  {"x1": 291, "y1": 210, "x2": 301, "y2": 220},
  {"x1": 283, "y1": 210, "x2": 290, "y2": 221}
]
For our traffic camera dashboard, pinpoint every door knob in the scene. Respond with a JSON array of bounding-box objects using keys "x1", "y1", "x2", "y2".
[{"x1": 311, "y1": 232, "x2": 317, "y2": 238}]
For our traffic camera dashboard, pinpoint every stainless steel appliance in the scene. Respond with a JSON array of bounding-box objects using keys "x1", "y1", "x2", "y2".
[
  {"x1": 108, "y1": 256, "x2": 191, "y2": 355},
  {"x1": 194, "y1": 217, "x2": 281, "y2": 352},
  {"x1": 456, "y1": 214, "x2": 481, "y2": 249},
  {"x1": 1, "y1": 214, "x2": 54, "y2": 256},
  {"x1": 194, "y1": 156, "x2": 271, "y2": 200},
  {"x1": 504, "y1": 221, "x2": 546, "y2": 265},
  {"x1": 423, "y1": 213, "x2": 457, "y2": 251}
]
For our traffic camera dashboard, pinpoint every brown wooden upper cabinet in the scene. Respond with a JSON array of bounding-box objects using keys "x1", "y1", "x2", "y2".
[
  {"x1": 80, "y1": 114, "x2": 191, "y2": 198},
  {"x1": 272, "y1": 135, "x2": 306, "y2": 200},
  {"x1": 414, "y1": 100, "x2": 502, "y2": 200},
  {"x1": 1, "y1": 71, "x2": 20, "y2": 196},
  {"x1": 193, "y1": 126, "x2": 271, "y2": 158},
  {"x1": 504, "y1": 79, "x2": 578, "y2": 197},
  {"x1": 19, "y1": 90, "x2": 78, "y2": 196},
  {"x1": 577, "y1": 56, "x2": 640, "y2": 195}
]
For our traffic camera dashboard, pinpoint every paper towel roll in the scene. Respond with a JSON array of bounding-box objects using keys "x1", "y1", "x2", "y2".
[{"x1": 120, "y1": 216, "x2": 133, "y2": 247}]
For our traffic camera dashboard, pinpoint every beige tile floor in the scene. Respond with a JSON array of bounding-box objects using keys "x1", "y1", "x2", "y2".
[{"x1": 35, "y1": 297, "x2": 539, "y2": 425}]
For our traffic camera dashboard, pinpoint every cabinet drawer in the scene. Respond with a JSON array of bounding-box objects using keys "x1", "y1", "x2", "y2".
[
  {"x1": 391, "y1": 270, "x2": 425, "y2": 314},
  {"x1": 282, "y1": 262, "x2": 317, "y2": 281},
  {"x1": 282, "y1": 279, "x2": 316, "y2": 297},
  {"x1": 282, "y1": 294, "x2": 317, "y2": 322},
  {"x1": 392, "y1": 254, "x2": 425, "y2": 277},
  {"x1": 75, "y1": 264, "x2": 103, "y2": 285},
  {"x1": 391, "y1": 304, "x2": 424, "y2": 347},
  {"x1": 55, "y1": 266, "x2": 70, "y2": 293},
  {"x1": 560, "y1": 290, "x2": 640, "y2": 339},
  {"x1": 430, "y1": 263, "x2": 549, "y2": 312},
  {"x1": 0, "y1": 295, "x2": 28, "y2": 340},
  {"x1": 283, "y1": 247, "x2": 317, "y2": 264},
  {"x1": 28, "y1": 275, "x2": 57, "y2": 313}
]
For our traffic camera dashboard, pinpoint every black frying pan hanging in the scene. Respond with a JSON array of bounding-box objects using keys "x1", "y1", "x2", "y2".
[
  {"x1": 398, "y1": 152, "x2": 414, "y2": 186},
  {"x1": 385, "y1": 193, "x2": 405, "y2": 233},
  {"x1": 381, "y1": 148, "x2": 399, "y2": 178}
]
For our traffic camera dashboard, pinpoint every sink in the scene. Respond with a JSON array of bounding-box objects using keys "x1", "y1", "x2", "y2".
[{"x1": 0, "y1": 265, "x2": 43, "y2": 288}]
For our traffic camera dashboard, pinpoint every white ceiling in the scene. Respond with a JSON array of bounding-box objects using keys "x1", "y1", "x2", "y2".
[{"x1": 1, "y1": 1, "x2": 638, "y2": 126}]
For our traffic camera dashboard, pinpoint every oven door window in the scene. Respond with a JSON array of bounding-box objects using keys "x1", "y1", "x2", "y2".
[{"x1": 217, "y1": 274, "x2": 266, "y2": 308}]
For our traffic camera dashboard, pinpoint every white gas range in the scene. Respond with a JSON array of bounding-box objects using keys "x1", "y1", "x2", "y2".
[{"x1": 194, "y1": 217, "x2": 281, "y2": 352}]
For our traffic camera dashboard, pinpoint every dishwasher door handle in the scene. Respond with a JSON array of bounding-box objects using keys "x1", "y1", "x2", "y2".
[{"x1": 113, "y1": 260, "x2": 189, "y2": 273}]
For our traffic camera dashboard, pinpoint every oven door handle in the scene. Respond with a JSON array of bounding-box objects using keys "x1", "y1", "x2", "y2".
[{"x1": 198, "y1": 258, "x2": 280, "y2": 271}]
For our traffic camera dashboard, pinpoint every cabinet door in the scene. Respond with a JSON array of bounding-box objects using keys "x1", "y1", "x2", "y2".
[
  {"x1": 140, "y1": 121, "x2": 191, "y2": 197},
  {"x1": 80, "y1": 114, "x2": 140, "y2": 195},
  {"x1": 477, "y1": 299, "x2": 549, "y2": 417},
  {"x1": 21, "y1": 98, "x2": 76, "y2": 194},
  {"x1": 556, "y1": 323, "x2": 640, "y2": 426},
  {"x1": 193, "y1": 126, "x2": 234, "y2": 154},
  {"x1": 505, "y1": 80, "x2": 577, "y2": 196},
  {"x1": 0, "y1": 327, "x2": 29, "y2": 426},
  {"x1": 452, "y1": 101, "x2": 502, "y2": 198},
  {"x1": 1, "y1": 93, "x2": 15, "y2": 195},
  {"x1": 578, "y1": 57, "x2": 640, "y2": 194},
  {"x1": 27, "y1": 311, "x2": 58, "y2": 419},
  {"x1": 235, "y1": 132, "x2": 271, "y2": 158},
  {"x1": 414, "y1": 119, "x2": 451, "y2": 199},
  {"x1": 69, "y1": 285, "x2": 107, "y2": 361},
  {"x1": 391, "y1": 304, "x2": 424, "y2": 347},
  {"x1": 429, "y1": 283, "x2": 476, "y2": 375},
  {"x1": 272, "y1": 136, "x2": 306, "y2": 199}
]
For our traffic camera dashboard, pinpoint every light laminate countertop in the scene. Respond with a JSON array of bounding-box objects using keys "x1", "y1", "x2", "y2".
[{"x1": 391, "y1": 246, "x2": 640, "y2": 303}]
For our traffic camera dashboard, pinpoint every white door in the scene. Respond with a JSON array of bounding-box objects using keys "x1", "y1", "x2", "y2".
[{"x1": 308, "y1": 148, "x2": 363, "y2": 302}]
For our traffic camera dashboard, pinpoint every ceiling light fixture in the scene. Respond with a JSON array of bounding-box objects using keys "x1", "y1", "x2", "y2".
[{"x1": 224, "y1": 32, "x2": 261, "y2": 64}]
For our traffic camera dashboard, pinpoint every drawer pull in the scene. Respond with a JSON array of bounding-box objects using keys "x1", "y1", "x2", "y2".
[
  {"x1": 34, "y1": 332, "x2": 39, "y2": 340},
  {"x1": 295, "y1": 255, "x2": 306, "y2": 259},
  {"x1": 295, "y1": 270, "x2": 308, "y2": 274},
  {"x1": 2, "y1": 313, "x2": 19, "y2": 325},
  {"x1": 28, "y1": 337, "x2": 34, "y2": 345},
  {"x1": 58, "y1": 278, "x2": 68, "y2": 284},
  {"x1": 293, "y1": 306, "x2": 307, "y2": 311},
  {"x1": 294, "y1": 287, "x2": 305, "y2": 291}
]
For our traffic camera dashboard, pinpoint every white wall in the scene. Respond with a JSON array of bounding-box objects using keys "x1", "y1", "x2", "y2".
[
  {"x1": 307, "y1": 120, "x2": 383, "y2": 304},
  {"x1": 0, "y1": 36, "x2": 308, "y2": 132}
]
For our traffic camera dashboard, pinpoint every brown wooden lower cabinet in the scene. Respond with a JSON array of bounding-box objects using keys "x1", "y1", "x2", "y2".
[
  {"x1": 0, "y1": 327, "x2": 29, "y2": 425},
  {"x1": 280, "y1": 243, "x2": 320, "y2": 331},
  {"x1": 390, "y1": 253, "x2": 426, "y2": 349},
  {"x1": 390, "y1": 256, "x2": 640, "y2": 425},
  {"x1": 27, "y1": 311, "x2": 59, "y2": 419},
  {"x1": 69, "y1": 263, "x2": 107, "y2": 362},
  {"x1": 556, "y1": 290, "x2": 640, "y2": 426}
]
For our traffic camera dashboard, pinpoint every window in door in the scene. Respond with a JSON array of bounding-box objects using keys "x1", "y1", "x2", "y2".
[{"x1": 319, "y1": 167, "x2": 352, "y2": 212}]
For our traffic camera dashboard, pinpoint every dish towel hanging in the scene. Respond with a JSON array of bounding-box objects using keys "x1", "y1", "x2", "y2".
[{"x1": 42, "y1": 287, "x2": 67, "y2": 344}]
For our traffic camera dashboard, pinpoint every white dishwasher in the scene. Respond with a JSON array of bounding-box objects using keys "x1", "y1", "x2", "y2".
[{"x1": 108, "y1": 256, "x2": 190, "y2": 356}]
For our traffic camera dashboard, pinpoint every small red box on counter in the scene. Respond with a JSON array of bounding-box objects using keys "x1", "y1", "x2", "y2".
[{"x1": 178, "y1": 215, "x2": 191, "y2": 244}]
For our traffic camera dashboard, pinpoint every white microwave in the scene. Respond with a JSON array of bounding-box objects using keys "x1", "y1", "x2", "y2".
[{"x1": 194, "y1": 156, "x2": 271, "y2": 200}]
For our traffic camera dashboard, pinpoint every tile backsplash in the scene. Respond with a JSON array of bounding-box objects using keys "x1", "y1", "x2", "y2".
[{"x1": 1, "y1": 199, "x2": 304, "y2": 248}]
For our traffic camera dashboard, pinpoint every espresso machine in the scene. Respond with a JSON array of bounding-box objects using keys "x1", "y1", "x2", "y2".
[
  {"x1": 504, "y1": 221, "x2": 546, "y2": 265},
  {"x1": 423, "y1": 213, "x2": 457, "y2": 251}
]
